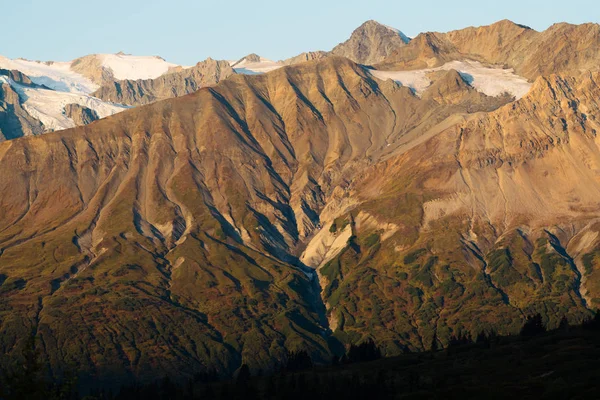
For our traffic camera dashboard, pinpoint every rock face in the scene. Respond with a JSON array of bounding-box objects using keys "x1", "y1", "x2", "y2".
[
  {"x1": 92, "y1": 58, "x2": 235, "y2": 106},
  {"x1": 63, "y1": 103, "x2": 100, "y2": 125},
  {"x1": 331, "y1": 20, "x2": 410, "y2": 65},
  {"x1": 0, "y1": 69, "x2": 44, "y2": 140},
  {"x1": 0, "y1": 81, "x2": 44, "y2": 140},
  {"x1": 0, "y1": 68, "x2": 37, "y2": 86},
  {"x1": 378, "y1": 20, "x2": 600, "y2": 80}
]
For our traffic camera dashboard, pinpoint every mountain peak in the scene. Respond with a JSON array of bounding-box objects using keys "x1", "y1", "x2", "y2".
[
  {"x1": 239, "y1": 53, "x2": 262, "y2": 62},
  {"x1": 331, "y1": 20, "x2": 410, "y2": 65},
  {"x1": 492, "y1": 19, "x2": 533, "y2": 30}
]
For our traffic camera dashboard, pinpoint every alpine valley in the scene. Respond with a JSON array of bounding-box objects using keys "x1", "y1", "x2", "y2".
[{"x1": 1, "y1": 18, "x2": 600, "y2": 392}]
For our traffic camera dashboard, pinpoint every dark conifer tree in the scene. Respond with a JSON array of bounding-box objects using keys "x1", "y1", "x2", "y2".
[
  {"x1": 558, "y1": 315, "x2": 570, "y2": 332},
  {"x1": 347, "y1": 339, "x2": 382, "y2": 363},
  {"x1": 520, "y1": 313, "x2": 546, "y2": 336},
  {"x1": 236, "y1": 364, "x2": 251, "y2": 385},
  {"x1": 285, "y1": 350, "x2": 313, "y2": 372},
  {"x1": 430, "y1": 332, "x2": 439, "y2": 352}
]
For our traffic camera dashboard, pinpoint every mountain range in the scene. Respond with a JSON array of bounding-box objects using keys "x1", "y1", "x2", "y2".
[{"x1": 1, "y1": 18, "x2": 600, "y2": 389}]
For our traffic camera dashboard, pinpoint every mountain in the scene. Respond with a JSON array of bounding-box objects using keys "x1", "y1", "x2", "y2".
[
  {"x1": 331, "y1": 20, "x2": 410, "y2": 65},
  {"x1": 0, "y1": 68, "x2": 125, "y2": 138},
  {"x1": 92, "y1": 58, "x2": 235, "y2": 106},
  {"x1": 377, "y1": 20, "x2": 600, "y2": 80},
  {"x1": 0, "y1": 54, "x2": 186, "y2": 136},
  {"x1": 231, "y1": 20, "x2": 410, "y2": 73},
  {"x1": 0, "y1": 56, "x2": 516, "y2": 384},
  {"x1": 2, "y1": 18, "x2": 600, "y2": 392},
  {"x1": 0, "y1": 53, "x2": 180, "y2": 94},
  {"x1": 0, "y1": 53, "x2": 231, "y2": 135},
  {"x1": 306, "y1": 71, "x2": 600, "y2": 351}
]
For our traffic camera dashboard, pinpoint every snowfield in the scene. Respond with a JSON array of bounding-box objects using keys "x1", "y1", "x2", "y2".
[
  {"x1": 0, "y1": 53, "x2": 183, "y2": 133},
  {"x1": 0, "y1": 53, "x2": 182, "y2": 94},
  {"x1": 0, "y1": 55, "x2": 98, "y2": 94},
  {"x1": 98, "y1": 54, "x2": 180, "y2": 80},
  {"x1": 370, "y1": 60, "x2": 532, "y2": 99},
  {"x1": 4, "y1": 77, "x2": 128, "y2": 131}
]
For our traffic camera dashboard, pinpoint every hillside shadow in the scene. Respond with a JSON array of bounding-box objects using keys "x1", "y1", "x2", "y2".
[{"x1": 458, "y1": 71, "x2": 475, "y2": 85}]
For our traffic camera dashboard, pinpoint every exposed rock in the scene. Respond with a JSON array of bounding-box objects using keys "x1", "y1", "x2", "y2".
[
  {"x1": 331, "y1": 20, "x2": 409, "y2": 65},
  {"x1": 0, "y1": 69, "x2": 35, "y2": 86},
  {"x1": 70, "y1": 54, "x2": 115, "y2": 85},
  {"x1": 0, "y1": 81, "x2": 44, "y2": 140},
  {"x1": 281, "y1": 51, "x2": 328, "y2": 65},
  {"x1": 378, "y1": 20, "x2": 600, "y2": 80},
  {"x1": 92, "y1": 58, "x2": 235, "y2": 106},
  {"x1": 63, "y1": 103, "x2": 99, "y2": 125}
]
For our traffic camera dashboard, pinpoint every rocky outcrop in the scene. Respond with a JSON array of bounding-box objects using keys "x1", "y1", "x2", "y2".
[
  {"x1": 0, "y1": 69, "x2": 36, "y2": 86},
  {"x1": 331, "y1": 20, "x2": 409, "y2": 65},
  {"x1": 92, "y1": 58, "x2": 235, "y2": 106},
  {"x1": 63, "y1": 103, "x2": 99, "y2": 125},
  {"x1": 70, "y1": 54, "x2": 115, "y2": 85},
  {"x1": 0, "y1": 79, "x2": 44, "y2": 140}
]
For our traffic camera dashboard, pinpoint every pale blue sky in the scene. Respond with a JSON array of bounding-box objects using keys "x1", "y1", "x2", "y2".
[{"x1": 4, "y1": 0, "x2": 598, "y2": 64}]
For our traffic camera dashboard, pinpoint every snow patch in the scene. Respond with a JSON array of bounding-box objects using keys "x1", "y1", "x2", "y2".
[
  {"x1": 99, "y1": 54, "x2": 179, "y2": 80},
  {"x1": 370, "y1": 60, "x2": 532, "y2": 99}
]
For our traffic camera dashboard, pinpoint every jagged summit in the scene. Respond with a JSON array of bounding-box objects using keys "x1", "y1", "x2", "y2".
[{"x1": 331, "y1": 20, "x2": 410, "y2": 65}]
